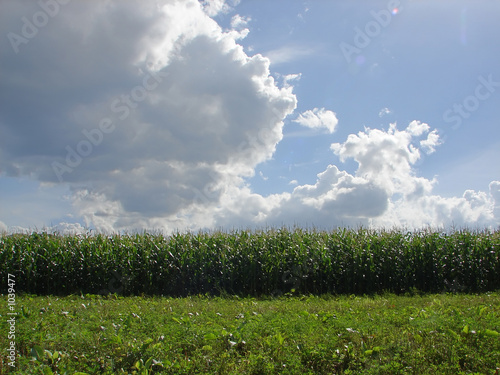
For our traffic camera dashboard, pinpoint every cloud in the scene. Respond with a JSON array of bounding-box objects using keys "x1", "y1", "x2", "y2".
[
  {"x1": 294, "y1": 108, "x2": 338, "y2": 133},
  {"x1": 213, "y1": 121, "x2": 499, "y2": 231},
  {"x1": 227, "y1": 14, "x2": 250, "y2": 39},
  {"x1": 327, "y1": 121, "x2": 497, "y2": 229},
  {"x1": 0, "y1": 221, "x2": 87, "y2": 235},
  {"x1": 201, "y1": 0, "x2": 240, "y2": 17},
  {"x1": 419, "y1": 129, "x2": 441, "y2": 154},
  {"x1": 331, "y1": 122, "x2": 435, "y2": 197},
  {"x1": 282, "y1": 73, "x2": 301, "y2": 88},
  {"x1": 231, "y1": 14, "x2": 250, "y2": 29},
  {"x1": 372, "y1": 188, "x2": 498, "y2": 230},
  {"x1": 0, "y1": 1, "x2": 498, "y2": 234},
  {"x1": 213, "y1": 164, "x2": 388, "y2": 230},
  {"x1": 265, "y1": 45, "x2": 316, "y2": 65},
  {"x1": 49, "y1": 222, "x2": 88, "y2": 235},
  {"x1": 378, "y1": 107, "x2": 392, "y2": 117},
  {"x1": 0, "y1": 0, "x2": 296, "y2": 233},
  {"x1": 490, "y1": 181, "x2": 500, "y2": 221}
]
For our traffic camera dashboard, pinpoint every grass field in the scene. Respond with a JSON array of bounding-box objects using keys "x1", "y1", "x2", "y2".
[
  {"x1": 1, "y1": 293, "x2": 499, "y2": 374},
  {"x1": 1, "y1": 228, "x2": 499, "y2": 374}
]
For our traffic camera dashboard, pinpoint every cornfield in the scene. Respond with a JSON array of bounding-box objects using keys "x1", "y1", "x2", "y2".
[{"x1": 1, "y1": 228, "x2": 499, "y2": 296}]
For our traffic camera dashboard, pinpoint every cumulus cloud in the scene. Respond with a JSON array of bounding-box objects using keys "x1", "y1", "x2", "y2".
[
  {"x1": 227, "y1": 14, "x2": 250, "y2": 39},
  {"x1": 213, "y1": 121, "x2": 499, "y2": 230},
  {"x1": 420, "y1": 129, "x2": 441, "y2": 154},
  {"x1": 490, "y1": 181, "x2": 500, "y2": 222},
  {"x1": 327, "y1": 122, "x2": 497, "y2": 229},
  {"x1": 231, "y1": 14, "x2": 250, "y2": 29},
  {"x1": 331, "y1": 122, "x2": 432, "y2": 196},
  {"x1": 0, "y1": 0, "x2": 297, "y2": 233},
  {"x1": 213, "y1": 164, "x2": 388, "y2": 230},
  {"x1": 294, "y1": 108, "x2": 338, "y2": 133},
  {"x1": 0, "y1": 0, "x2": 498, "y2": 234}
]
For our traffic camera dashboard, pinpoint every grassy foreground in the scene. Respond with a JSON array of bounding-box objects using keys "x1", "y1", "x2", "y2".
[{"x1": 1, "y1": 293, "x2": 499, "y2": 374}]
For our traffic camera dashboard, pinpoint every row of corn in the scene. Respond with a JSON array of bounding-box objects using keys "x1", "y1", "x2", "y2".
[{"x1": 1, "y1": 228, "x2": 498, "y2": 296}]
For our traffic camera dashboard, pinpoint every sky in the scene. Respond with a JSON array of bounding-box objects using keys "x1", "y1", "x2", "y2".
[{"x1": 0, "y1": 0, "x2": 499, "y2": 234}]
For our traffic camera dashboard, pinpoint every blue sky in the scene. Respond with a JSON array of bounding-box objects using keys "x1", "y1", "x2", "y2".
[{"x1": 0, "y1": 0, "x2": 499, "y2": 233}]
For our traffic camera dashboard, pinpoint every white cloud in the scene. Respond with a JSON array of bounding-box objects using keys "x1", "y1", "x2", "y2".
[
  {"x1": 265, "y1": 45, "x2": 316, "y2": 65},
  {"x1": 227, "y1": 14, "x2": 250, "y2": 39},
  {"x1": 331, "y1": 122, "x2": 434, "y2": 196},
  {"x1": 201, "y1": 0, "x2": 240, "y2": 17},
  {"x1": 327, "y1": 121, "x2": 498, "y2": 229},
  {"x1": 231, "y1": 14, "x2": 250, "y2": 29},
  {"x1": 47, "y1": 222, "x2": 88, "y2": 235},
  {"x1": 420, "y1": 129, "x2": 441, "y2": 154},
  {"x1": 213, "y1": 164, "x2": 388, "y2": 230},
  {"x1": 282, "y1": 73, "x2": 301, "y2": 88},
  {"x1": 212, "y1": 121, "x2": 499, "y2": 231},
  {"x1": 294, "y1": 108, "x2": 338, "y2": 133},
  {"x1": 0, "y1": 222, "x2": 87, "y2": 235},
  {"x1": 490, "y1": 181, "x2": 500, "y2": 222},
  {"x1": 372, "y1": 189, "x2": 497, "y2": 230},
  {"x1": 378, "y1": 107, "x2": 392, "y2": 117}
]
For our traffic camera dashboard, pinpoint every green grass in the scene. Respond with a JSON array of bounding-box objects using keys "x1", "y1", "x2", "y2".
[
  {"x1": 1, "y1": 293, "x2": 499, "y2": 374},
  {"x1": 1, "y1": 228, "x2": 499, "y2": 296},
  {"x1": 1, "y1": 228, "x2": 499, "y2": 373}
]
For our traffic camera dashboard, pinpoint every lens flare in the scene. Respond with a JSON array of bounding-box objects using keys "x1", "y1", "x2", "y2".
[
  {"x1": 391, "y1": 8, "x2": 399, "y2": 15},
  {"x1": 355, "y1": 55, "x2": 366, "y2": 66}
]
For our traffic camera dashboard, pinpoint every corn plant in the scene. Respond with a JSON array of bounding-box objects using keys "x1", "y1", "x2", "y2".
[{"x1": 1, "y1": 228, "x2": 498, "y2": 296}]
